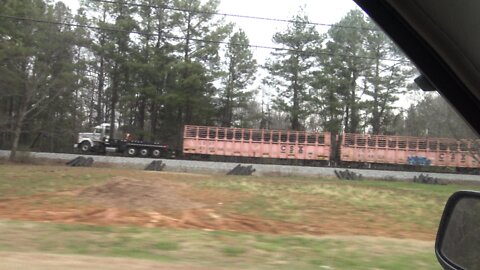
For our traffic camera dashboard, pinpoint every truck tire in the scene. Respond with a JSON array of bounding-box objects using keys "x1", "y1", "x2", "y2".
[
  {"x1": 151, "y1": 149, "x2": 161, "y2": 158},
  {"x1": 126, "y1": 147, "x2": 137, "y2": 157},
  {"x1": 79, "y1": 141, "x2": 91, "y2": 153},
  {"x1": 139, "y1": 148, "x2": 149, "y2": 157}
]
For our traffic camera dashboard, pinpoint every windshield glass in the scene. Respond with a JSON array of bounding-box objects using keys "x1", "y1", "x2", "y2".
[{"x1": 0, "y1": 0, "x2": 478, "y2": 269}]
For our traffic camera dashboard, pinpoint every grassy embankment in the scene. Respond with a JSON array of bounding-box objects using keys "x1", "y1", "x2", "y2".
[{"x1": 0, "y1": 164, "x2": 473, "y2": 269}]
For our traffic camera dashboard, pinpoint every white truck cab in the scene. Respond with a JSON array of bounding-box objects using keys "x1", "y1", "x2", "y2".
[{"x1": 74, "y1": 123, "x2": 115, "y2": 153}]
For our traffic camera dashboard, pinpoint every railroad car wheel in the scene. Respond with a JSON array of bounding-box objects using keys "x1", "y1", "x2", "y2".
[
  {"x1": 126, "y1": 147, "x2": 137, "y2": 157},
  {"x1": 151, "y1": 149, "x2": 161, "y2": 158},
  {"x1": 79, "y1": 142, "x2": 91, "y2": 153},
  {"x1": 139, "y1": 148, "x2": 149, "y2": 157}
]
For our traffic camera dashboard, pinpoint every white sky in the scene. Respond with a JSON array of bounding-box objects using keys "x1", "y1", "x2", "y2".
[
  {"x1": 62, "y1": 0, "x2": 359, "y2": 63},
  {"x1": 216, "y1": 0, "x2": 358, "y2": 62}
]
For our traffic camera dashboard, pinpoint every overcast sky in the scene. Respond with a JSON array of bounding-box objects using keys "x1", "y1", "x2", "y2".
[
  {"x1": 62, "y1": 0, "x2": 359, "y2": 64},
  {"x1": 216, "y1": 0, "x2": 359, "y2": 57}
]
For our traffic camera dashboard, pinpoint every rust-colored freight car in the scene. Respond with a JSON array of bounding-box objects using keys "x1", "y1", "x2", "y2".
[
  {"x1": 340, "y1": 133, "x2": 480, "y2": 169},
  {"x1": 182, "y1": 125, "x2": 479, "y2": 171},
  {"x1": 183, "y1": 125, "x2": 332, "y2": 162}
]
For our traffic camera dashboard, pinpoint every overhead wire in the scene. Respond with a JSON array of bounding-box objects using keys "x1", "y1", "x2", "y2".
[
  {"x1": 90, "y1": 0, "x2": 381, "y2": 32},
  {"x1": 0, "y1": 14, "x2": 409, "y2": 63}
]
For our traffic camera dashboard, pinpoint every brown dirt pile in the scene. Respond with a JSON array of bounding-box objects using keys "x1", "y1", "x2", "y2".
[
  {"x1": 0, "y1": 175, "x2": 435, "y2": 240},
  {"x1": 78, "y1": 177, "x2": 204, "y2": 211}
]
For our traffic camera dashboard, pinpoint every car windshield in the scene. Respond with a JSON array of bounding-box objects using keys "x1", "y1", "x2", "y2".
[{"x1": 0, "y1": 0, "x2": 478, "y2": 269}]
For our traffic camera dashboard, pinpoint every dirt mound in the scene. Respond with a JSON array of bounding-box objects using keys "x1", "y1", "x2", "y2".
[{"x1": 79, "y1": 177, "x2": 204, "y2": 211}]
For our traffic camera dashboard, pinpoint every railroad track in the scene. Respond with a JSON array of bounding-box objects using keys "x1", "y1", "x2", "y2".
[{"x1": 1, "y1": 150, "x2": 479, "y2": 183}]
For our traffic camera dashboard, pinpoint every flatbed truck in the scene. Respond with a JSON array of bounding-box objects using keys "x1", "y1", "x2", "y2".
[{"x1": 74, "y1": 123, "x2": 171, "y2": 158}]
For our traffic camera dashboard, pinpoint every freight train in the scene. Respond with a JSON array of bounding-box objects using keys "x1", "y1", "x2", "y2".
[{"x1": 75, "y1": 123, "x2": 480, "y2": 173}]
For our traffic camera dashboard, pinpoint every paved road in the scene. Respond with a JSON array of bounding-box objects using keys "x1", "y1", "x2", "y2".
[{"x1": 1, "y1": 150, "x2": 479, "y2": 183}]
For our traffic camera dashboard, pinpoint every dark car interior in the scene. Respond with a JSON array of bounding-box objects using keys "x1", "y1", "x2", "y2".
[{"x1": 354, "y1": 1, "x2": 480, "y2": 269}]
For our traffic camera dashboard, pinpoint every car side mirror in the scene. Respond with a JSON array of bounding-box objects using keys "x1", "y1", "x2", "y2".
[{"x1": 436, "y1": 191, "x2": 480, "y2": 270}]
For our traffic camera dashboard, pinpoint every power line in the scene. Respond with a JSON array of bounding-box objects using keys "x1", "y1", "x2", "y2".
[
  {"x1": 0, "y1": 14, "x2": 283, "y2": 50},
  {"x1": 0, "y1": 14, "x2": 408, "y2": 63},
  {"x1": 90, "y1": 0, "x2": 381, "y2": 32}
]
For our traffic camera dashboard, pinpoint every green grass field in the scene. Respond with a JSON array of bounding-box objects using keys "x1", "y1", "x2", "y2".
[
  {"x1": 0, "y1": 163, "x2": 475, "y2": 269},
  {"x1": 0, "y1": 220, "x2": 437, "y2": 270}
]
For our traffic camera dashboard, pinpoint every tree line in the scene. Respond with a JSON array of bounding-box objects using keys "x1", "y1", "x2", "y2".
[{"x1": 0, "y1": 0, "x2": 476, "y2": 159}]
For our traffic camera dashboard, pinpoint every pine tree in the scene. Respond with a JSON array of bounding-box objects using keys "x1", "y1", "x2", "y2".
[
  {"x1": 219, "y1": 29, "x2": 257, "y2": 127},
  {"x1": 0, "y1": 0, "x2": 78, "y2": 159},
  {"x1": 265, "y1": 10, "x2": 322, "y2": 131},
  {"x1": 363, "y1": 20, "x2": 414, "y2": 134},
  {"x1": 316, "y1": 10, "x2": 369, "y2": 134},
  {"x1": 166, "y1": 0, "x2": 231, "y2": 146}
]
